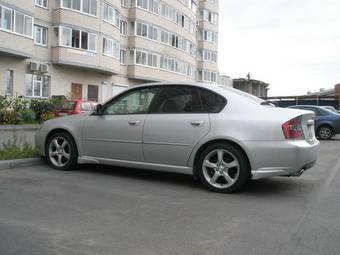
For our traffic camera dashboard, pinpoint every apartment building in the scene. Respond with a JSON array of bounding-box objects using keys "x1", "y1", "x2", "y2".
[{"x1": 0, "y1": 0, "x2": 219, "y2": 102}]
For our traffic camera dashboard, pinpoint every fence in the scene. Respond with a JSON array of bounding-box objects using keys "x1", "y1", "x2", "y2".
[{"x1": 262, "y1": 96, "x2": 340, "y2": 109}]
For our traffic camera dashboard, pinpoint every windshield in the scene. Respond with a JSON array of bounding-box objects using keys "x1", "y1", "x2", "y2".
[
  {"x1": 218, "y1": 86, "x2": 265, "y2": 104},
  {"x1": 59, "y1": 101, "x2": 76, "y2": 110}
]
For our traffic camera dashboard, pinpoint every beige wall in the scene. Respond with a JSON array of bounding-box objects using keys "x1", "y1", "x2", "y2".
[{"x1": 0, "y1": 0, "x2": 221, "y2": 101}]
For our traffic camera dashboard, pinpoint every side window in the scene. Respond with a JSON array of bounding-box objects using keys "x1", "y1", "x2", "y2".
[
  {"x1": 103, "y1": 87, "x2": 158, "y2": 115},
  {"x1": 81, "y1": 103, "x2": 92, "y2": 111},
  {"x1": 152, "y1": 86, "x2": 202, "y2": 113},
  {"x1": 199, "y1": 89, "x2": 227, "y2": 113}
]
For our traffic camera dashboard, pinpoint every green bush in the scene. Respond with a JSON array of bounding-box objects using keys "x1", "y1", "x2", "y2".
[
  {"x1": 30, "y1": 99, "x2": 56, "y2": 122},
  {"x1": 20, "y1": 109, "x2": 36, "y2": 123},
  {"x1": 0, "y1": 97, "x2": 59, "y2": 124}
]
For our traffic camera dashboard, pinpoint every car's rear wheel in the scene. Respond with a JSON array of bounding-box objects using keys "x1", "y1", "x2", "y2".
[
  {"x1": 46, "y1": 132, "x2": 78, "y2": 170},
  {"x1": 197, "y1": 143, "x2": 250, "y2": 193},
  {"x1": 317, "y1": 126, "x2": 333, "y2": 140}
]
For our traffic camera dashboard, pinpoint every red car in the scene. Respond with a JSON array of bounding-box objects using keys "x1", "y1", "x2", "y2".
[{"x1": 55, "y1": 100, "x2": 97, "y2": 117}]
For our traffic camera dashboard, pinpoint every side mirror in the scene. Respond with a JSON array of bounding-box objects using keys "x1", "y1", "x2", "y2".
[{"x1": 94, "y1": 104, "x2": 103, "y2": 115}]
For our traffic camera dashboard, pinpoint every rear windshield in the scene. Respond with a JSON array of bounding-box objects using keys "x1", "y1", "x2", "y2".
[
  {"x1": 59, "y1": 101, "x2": 76, "y2": 110},
  {"x1": 218, "y1": 86, "x2": 265, "y2": 104}
]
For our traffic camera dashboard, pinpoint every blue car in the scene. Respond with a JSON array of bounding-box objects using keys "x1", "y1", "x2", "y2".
[{"x1": 288, "y1": 105, "x2": 340, "y2": 140}]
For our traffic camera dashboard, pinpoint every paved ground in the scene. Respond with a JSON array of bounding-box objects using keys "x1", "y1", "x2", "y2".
[{"x1": 1, "y1": 138, "x2": 340, "y2": 255}]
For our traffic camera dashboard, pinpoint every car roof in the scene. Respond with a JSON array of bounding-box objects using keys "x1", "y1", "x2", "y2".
[{"x1": 290, "y1": 105, "x2": 321, "y2": 108}]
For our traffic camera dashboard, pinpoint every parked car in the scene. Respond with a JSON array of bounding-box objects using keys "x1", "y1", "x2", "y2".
[
  {"x1": 288, "y1": 105, "x2": 340, "y2": 140},
  {"x1": 320, "y1": 106, "x2": 339, "y2": 114},
  {"x1": 55, "y1": 100, "x2": 97, "y2": 117},
  {"x1": 36, "y1": 82, "x2": 319, "y2": 193}
]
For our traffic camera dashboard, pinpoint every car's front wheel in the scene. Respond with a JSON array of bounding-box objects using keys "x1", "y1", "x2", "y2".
[
  {"x1": 197, "y1": 143, "x2": 250, "y2": 193},
  {"x1": 317, "y1": 126, "x2": 333, "y2": 140},
  {"x1": 46, "y1": 132, "x2": 78, "y2": 170}
]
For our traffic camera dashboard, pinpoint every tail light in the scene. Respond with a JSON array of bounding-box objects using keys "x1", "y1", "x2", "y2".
[{"x1": 282, "y1": 116, "x2": 304, "y2": 139}]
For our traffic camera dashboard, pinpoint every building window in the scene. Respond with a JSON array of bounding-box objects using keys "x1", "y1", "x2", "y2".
[
  {"x1": 57, "y1": 26, "x2": 96, "y2": 52},
  {"x1": 134, "y1": 49, "x2": 157, "y2": 67},
  {"x1": 160, "y1": 55, "x2": 194, "y2": 78},
  {"x1": 120, "y1": 49, "x2": 126, "y2": 65},
  {"x1": 121, "y1": 0, "x2": 128, "y2": 7},
  {"x1": 103, "y1": 3, "x2": 120, "y2": 27},
  {"x1": 198, "y1": 70, "x2": 217, "y2": 83},
  {"x1": 5, "y1": 70, "x2": 13, "y2": 96},
  {"x1": 34, "y1": 25, "x2": 48, "y2": 46},
  {"x1": 0, "y1": 6, "x2": 33, "y2": 37},
  {"x1": 203, "y1": 29, "x2": 218, "y2": 43},
  {"x1": 201, "y1": 49, "x2": 217, "y2": 63},
  {"x1": 25, "y1": 74, "x2": 50, "y2": 98},
  {"x1": 135, "y1": 21, "x2": 158, "y2": 41},
  {"x1": 35, "y1": 0, "x2": 48, "y2": 8},
  {"x1": 135, "y1": 0, "x2": 159, "y2": 14},
  {"x1": 61, "y1": 0, "x2": 97, "y2": 15},
  {"x1": 88, "y1": 84, "x2": 99, "y2": 102},
  {"x1": 103, "y1": 37, "x2": 120, "y2": 59},
  {"x1": 120, "y1": 20, "x2": 127, "y2": 35},
  {"x1": 136, "y1": 21, "x2": 158, "y2": 41},
  {"x1": 202, "y1": 9, "x2": 218, "y2": 24}
]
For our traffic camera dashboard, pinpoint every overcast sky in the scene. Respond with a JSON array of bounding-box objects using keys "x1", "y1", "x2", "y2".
[{"x1": 218, "y1": 0, "x2": 340, "y2": 96}]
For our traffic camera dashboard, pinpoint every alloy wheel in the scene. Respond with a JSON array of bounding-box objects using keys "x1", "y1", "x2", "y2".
[
  {"x1": 202, "y1": 149, "x2": 240, "y2": 189},
  {"x1": 319, "y1": 127, "x2": 332, "y2": 139},
  {"x1": 48, "y1": 137, "x2": 71, "y2": 167}
]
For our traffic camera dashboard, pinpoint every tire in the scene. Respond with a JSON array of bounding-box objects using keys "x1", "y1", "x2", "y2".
[
  {"x1": 317, "y1": 126, "x2": 333, "y2": 140},
  {"x1": 196, "y1": 143, "x2": 250, "y2": 193},
  {"x1": 45, "y1": 132, "x2": 78, "y2": 170}
]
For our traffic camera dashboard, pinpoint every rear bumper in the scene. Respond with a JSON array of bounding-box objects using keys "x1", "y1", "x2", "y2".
[{"x1": 243, "y1": 139, "x2": 320, "y2": 180}]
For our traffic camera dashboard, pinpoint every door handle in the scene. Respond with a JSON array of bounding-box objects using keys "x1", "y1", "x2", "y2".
[
  {"x1": 191, "y1": 120, "x2": 205, "y2": 127},
  {"x1": 128, "y1": 120, "x2": 141, "y2": 126}
]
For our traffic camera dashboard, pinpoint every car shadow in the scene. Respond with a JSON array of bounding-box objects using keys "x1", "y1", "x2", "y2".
[
  {"x1": 76, "y1": 164, "x2": 200, "y2": 189},
  {"x1": 73, "y1": 164, "x2": 305, "y2": 195}
]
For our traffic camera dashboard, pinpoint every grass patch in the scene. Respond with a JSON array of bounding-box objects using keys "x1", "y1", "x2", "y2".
[
  {"x1": 0, "y1": 144, "x2": 39, "y2": 160},
  {"x1": 0, "y1": 134, "x2": 39, "y2": 160}
]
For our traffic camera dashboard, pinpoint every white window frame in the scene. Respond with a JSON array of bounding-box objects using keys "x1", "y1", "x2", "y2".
[
  {"x1": 25, "y1": 74, "x2": 50, "y2": 98},
  {"x1": 120, "y1": 49, "x2": 126, "y2": 65},
  {"x1": 135, "y1": 21, "x2": 158, "y2": 41},
  {"x1": 136, "y1": 0, "x2": 159, "y2": 15},
  {"x1": 35, "y1": 0, "x2": 48, "y2": 8},
  {"x1": 134, "y1": 49, "x2": 158, "y2": 68},
  {"x1": 57, "y1": 26, "x2": 97, "y2": 53},
  {"x1": 120, "y1": 20, "x2": 127, "y2": 35},
  {"x1": 5, "y1": 70, "x2": 13, "y2": 97},
  {"x1": 102, "y1": 37, "x2": 120, "y2": 59},
  {"x1": 0, "y1": 6, "x2": 34, "y2": 38},
  {"x1": 34, "y1": 25, "x2": 48, "y2": 46},
  {"x1": 103, "y1": 3, "x2": 120, "y2": 28},
  {"x1": 121, "y1": 0, "x2": 128, "y2": 7},
  {"x1": 61, "y1": 0, "x2": 98, "y2": 17}
]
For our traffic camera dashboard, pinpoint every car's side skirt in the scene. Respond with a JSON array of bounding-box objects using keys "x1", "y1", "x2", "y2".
[{"x1": 78, "y1": 156, "x2": 193, "y2": 175}]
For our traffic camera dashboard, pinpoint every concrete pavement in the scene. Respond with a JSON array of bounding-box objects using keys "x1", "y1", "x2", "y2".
[{"x1": 0, "y1": 138, "x2": 340, "y2": 255}]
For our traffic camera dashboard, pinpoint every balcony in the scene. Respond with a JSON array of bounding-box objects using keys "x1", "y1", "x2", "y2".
[
  {"x1": 51, "y1": 47, "x2": 120, "y2": 74},
  {"x1": 0, "y1": 30, "x2": 34, "y2": 59}
]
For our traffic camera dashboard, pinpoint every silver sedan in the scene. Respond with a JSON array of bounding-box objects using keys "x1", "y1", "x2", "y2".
[{"x1": 35, "y1": 82, "x2": 319, "y2": 193}]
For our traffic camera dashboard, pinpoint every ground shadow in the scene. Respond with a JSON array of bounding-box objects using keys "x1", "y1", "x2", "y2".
[{"x1": 73, "y1": 164, "x2": 304, "y2": 195}]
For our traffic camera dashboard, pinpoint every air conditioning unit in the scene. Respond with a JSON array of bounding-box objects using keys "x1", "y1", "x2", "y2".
[
  {"x1": 29, "y1": 62, "x2": 39, "y2": 72},
  {"x1": 39, "y1": 64, "x2": 49, "y2": 73}
]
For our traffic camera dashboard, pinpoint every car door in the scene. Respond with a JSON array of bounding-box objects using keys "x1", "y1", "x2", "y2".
[
  {"x1": 142, "y1": 85, "x2": 211, "y2": 166},
  {"x1": 82, "y1": 87, "x2": 159, "y2": 161}
]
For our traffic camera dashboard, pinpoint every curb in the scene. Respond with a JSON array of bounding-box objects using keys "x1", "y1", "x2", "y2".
[
  {"x1": 0, "y1": 157, "x2": 45, "y2": 171},
  {"x1": 0, "y1": 124, "x2": 40, "y2": 131}
]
